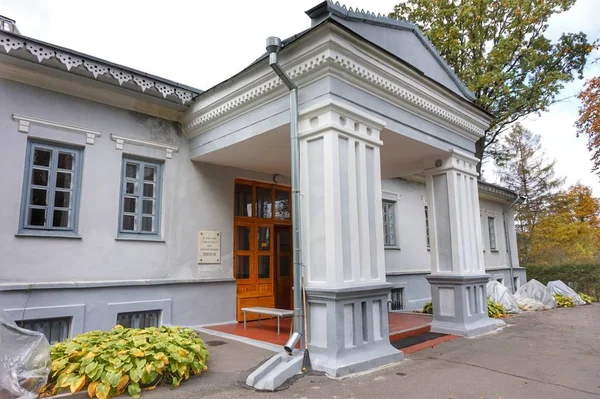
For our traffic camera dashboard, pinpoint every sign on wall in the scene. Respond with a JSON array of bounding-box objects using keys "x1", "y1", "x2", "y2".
[{"x1": 198, "y1": 231, "x2": 221, "y2": 264}]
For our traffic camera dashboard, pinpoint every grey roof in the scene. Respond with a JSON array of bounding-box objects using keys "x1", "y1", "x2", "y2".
[
  {"x1": 306, "y1": 1, "x2": 476, "y2": 101},
  {"x1": 478, "y1": 181, "x2": 522, "y2": 202}
]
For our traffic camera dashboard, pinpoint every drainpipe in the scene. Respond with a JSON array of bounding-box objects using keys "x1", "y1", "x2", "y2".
[
  {"x1": 266, "y1": 37, "x2": 304, "y2": 351},
  {"x1": 503, "y1": 196, "x2": 520, "y2": 293}
]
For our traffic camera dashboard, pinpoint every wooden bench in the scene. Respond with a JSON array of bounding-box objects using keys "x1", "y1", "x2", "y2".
[{"x1": 241, "y1": 307, "x2": 293, "y2": 335}]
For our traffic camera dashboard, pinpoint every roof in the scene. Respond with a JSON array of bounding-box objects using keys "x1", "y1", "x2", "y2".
[{"x1": 478, "y1": 181, "x2": 523, "y2": 203}]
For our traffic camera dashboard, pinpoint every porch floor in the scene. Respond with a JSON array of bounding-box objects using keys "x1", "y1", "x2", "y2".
[{"x1": 204, "y1": 312, "x2": 433, "y2": 347}]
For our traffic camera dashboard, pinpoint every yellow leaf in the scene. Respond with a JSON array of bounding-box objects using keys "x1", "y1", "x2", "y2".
[
  {"x1": 84, "y1": 352, "x2": 97, "y2": 359},
  {"x1": 70, "y1": 375, "x2": 87, "y2": 394},
  {"x1": 116, "y1": 375, "x2": 129, "y2": 391},
  {"x1": 87, "y1": 381, "x2": 98, "y2": 398},
  {"x1": 129, "y1": 348, "x2": 144, "y2": 357},
  {"x1": 95, "y1": 383, "x2": 109, "y2": 399}
]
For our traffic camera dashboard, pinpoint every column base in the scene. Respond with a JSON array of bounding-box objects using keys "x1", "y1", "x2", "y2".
[
  {"x1": 426, "y1": 274, "x2": 499, "y2": 337},
  {"x1": 305, "y1": 283, "x2": 404, "y2": 377}
]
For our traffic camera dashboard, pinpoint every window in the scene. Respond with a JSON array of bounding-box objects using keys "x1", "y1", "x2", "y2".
[
  {"x1": 20, "y1": 317, "x2": 71, "y2": 344},
  {"x1": 424, "y1": 205, "x2": 430, "y2": 249},
  {"x1": 488, "y1": 216, "x2": 497, "y2": 251},
  {"x1": 388, "y1": 287, "x2": 404, "y2": 311},
  {"x1": 117, "y1": 310, "x2": 161, "y2": 329},
  {"x1": 382, "y1": 200, "x2": 396, "y2": 247},
  {"x1": 513, "y1": 276, "x2": 520, "y2": 290},
  {"x1": 20, "y1": 141, "x2": 82, "y2": 233},
  {"x1": 119, "y1": 158, "x2": 162, "y2": 236}
]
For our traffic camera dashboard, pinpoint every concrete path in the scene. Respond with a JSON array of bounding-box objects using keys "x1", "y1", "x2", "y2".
[{"x1": 147, "y1": 304, "x2": 600, "y2": 398}]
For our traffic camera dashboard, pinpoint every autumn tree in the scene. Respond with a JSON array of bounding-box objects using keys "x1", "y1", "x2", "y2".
[
  {"x1": 496, "y1": 123, "x2": 564, "y2": 263},
  {"x1": 576, "y1": 76, "x2": 600, "y2": 177},
  {"x1": 390, "y1": 0, "x2": 593, "y2": 172}
]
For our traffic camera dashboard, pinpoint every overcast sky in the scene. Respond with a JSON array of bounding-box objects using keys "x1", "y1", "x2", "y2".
[{"x1": 3, "y1": 0, "x2": 600, "y2": 194}]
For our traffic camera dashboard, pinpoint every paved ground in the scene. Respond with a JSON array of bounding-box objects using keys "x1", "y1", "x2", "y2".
[{"x1": 146, "y1": 304, "x2": 600, "y2": 399}]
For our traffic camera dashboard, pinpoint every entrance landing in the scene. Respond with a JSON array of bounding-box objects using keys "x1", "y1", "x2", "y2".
[{"x1": 204, "y1": 312, "x2": 434, "y2": 347}]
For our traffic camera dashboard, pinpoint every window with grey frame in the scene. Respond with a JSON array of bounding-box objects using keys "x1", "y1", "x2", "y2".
[
  {"x1": 20, "y1": 140, "x2": 82, "y2": 234},
  {"x1": 119, "y1": 158, "x2": 162, "y2": 237},
  {"x1": 488, "y1": 216, "x2": 497, "y2": 251},
  {"x1": 20, "y1": 317, "x2": 71, "y2": 344},
  {"x1": 382, "y1": 200, "x2": 396, "y2": 247},
  {"x1": 117, "y1": 310, "x2": 161, "y2": 329}
]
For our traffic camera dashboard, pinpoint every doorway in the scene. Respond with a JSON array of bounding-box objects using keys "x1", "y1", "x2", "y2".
[{"x1": 233, "y1": 179, "x2": 292, "y2": 321}]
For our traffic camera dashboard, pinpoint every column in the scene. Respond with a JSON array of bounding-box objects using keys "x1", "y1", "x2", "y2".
[
  {"x1": 423, "y1": 150, "x2": 500, "y2": 337},
  {"x1": 298, "y1": 99, "x2": 402, "y2": 377}
]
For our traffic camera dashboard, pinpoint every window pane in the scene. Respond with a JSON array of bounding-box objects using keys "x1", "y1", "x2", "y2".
[
  {"x1": 32, "y1": 169, "x2": 49, "y2": 186},
  {"x1": 256, "y1": 187, "x2": 272, "y2": 218},
  {"x1": 144, "y1": 167, "x2": 155, "y2": 181},
  {"x1": 125, "y1": 163, "x2": 138, "y2": 178},
  {"x1": 258, "y1": 227, "x2": 270, "y2": 251},
  {"x1": 234, "y1": 184, "x2": 252, "y2": 217},
  {"x1": 57, "y1": 152, "x2": 74, "y2": 170},
  {"x1": 33, "y1": 149, "x2": 51, "y2": 167},
  {"x1": 126, "y1": 182, "x2": 138, "y2": 195},
  {"x1": 31, "y1": 189, "x2": 47, "y2": 206},
  {"x1": 122, "y1": 215, "x2": 136, "y2": 231},
  {"x1": 143, "y1": 183, "x2": 154, "y2": 198},
  {"x1": 236, "y1": 255, "x2": 250, "y2": 279},
  {"x1": 56, "y1": 172, "x2": 72, "y2": 189},
  {"x1": 54, "y1": 191, "x2": 71, "y2": 208},
  {"x1": 53, "y1": 210, "x2": 69, "y2": 227},
  {"x1": 279, "y1": 255, "x2": 290, "y2": 277},
  {"x1": 141, "y1": 216, "x2": 154, "y2": 232},
  {"x1": 237, "y1": 226, "x2": 250, "y2": 251},
  {"x1": 142, "y1": 199, "x2": 153, "y2": 215},
  {"x1": 275, "y1": 190, "x2": 290, "y2": 219},
  {"x1": 124, "y1": 197, "x2": 137, "y2": 213},
  {"x1": 258, "y1": 255, "x2": 270, "y2": 278},
  {"x1": 29, "y1": 208, "x2": 45, "y2": 226}
]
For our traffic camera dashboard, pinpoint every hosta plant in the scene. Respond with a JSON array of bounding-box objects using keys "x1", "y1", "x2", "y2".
[
  {"x1": 579, "y1": 292, "x2": 596, "y2": 304},
  {"x1": 423, "y1": 299, "x2": 506, "y2": 318},
  {"x1": 422, "y1": 302, "x2": 433, "y2": 314},
  {"x1": 553, "y1": 294, "x2": 575, "y2": 308},
  {"x1": 41, "y1": 325, "x2": 209, "y2": 398}
]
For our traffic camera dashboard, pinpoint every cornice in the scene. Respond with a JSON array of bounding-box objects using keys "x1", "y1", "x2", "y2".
[
  {"x1": 110, "y1": 134, "x2": 179, "y2": 159},
  {"x1": 13, "y1": 113, "x2": 101, "y2": 144}
]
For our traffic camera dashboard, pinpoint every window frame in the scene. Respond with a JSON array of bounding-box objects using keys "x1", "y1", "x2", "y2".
[
  {"x1": 116, "y1": 309, "x2": 162, "y2": 329},
  {"x1": 19, "y1": 140, "x2": 83, "y2": 236},
  {"x1": 382, "y1": 199, "x2": 397, "y2": 248},
  {"x1": 488, "y1": 216, "x2": 498, "y2": 251},
  {"x1": 117, "y1": 156, "x2": 163, "y2": 240},
  {"x1": 19, "y1": 316, "x2": 72, "y2": 344}
]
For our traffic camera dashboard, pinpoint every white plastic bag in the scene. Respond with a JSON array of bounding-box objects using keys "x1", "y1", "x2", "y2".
[
  {"x1": 547, "y1": 280, "x2": 586, "y2": 306},
  {"x1": 486, "y1": 281, "x2": 521, "y2": 313},
  {"x1": 0, "y1": 310, "x2": 51, "y2": 399},
  {"x1": 514, "y1": 279, "x2": 557, "y2": 310},
  {"x1": 516, "y1": 297, "x2": 549, "y2": 311}
]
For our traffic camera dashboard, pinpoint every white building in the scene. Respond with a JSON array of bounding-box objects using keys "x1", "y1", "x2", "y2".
[{"x1": 0, "y1": 2, "x2": 524, "y2": 377}]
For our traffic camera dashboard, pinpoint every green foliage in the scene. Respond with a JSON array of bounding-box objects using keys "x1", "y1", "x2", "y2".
[
  {"x1": 579, "y1": 292, "x2": 596, "y2": 304},
  {"x1": 487, "y1": 298, "x2": 506, "y2": 318},
  {"x1": 390, "y1": 0, "x2": 593, "y2": 165},
  {"x1": 422, "y1": 302, "x2": 433, "y2": 314},
  {"x1": 40, "y1": 326, "x2": 209, "y2": 398},
  {"x1": 553, "y1": 293, "x2": 575, "y2": 307},
  {"x1": 525, "y1": 264, "x2": 600, "y2": 299}
]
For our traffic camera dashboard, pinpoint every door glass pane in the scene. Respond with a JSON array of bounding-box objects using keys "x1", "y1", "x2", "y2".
[
  {"x1": 57, "y1": 153, "x2": 74, "y2": 170},
  {"x1": 258, "y1": 255, "x2": 270, "y2": 279},
  {"x1": 56, "y1": 172, "x2": 72, "y2": 189},
  {"x1": 54, "y1": 191, "x2": 71, "y2": 208},
  {"x1": 237, "y1": 226, "x2": 250, "y2": 250},
  {"x1": 124, "y1": 197, "x2": 136, "y2": 213},
  {"x1": 52, "y1": 210, "x2": 69, "y2": 227},
  {"x1": 33, "y1": 149, "x2": 51, "y2": 167},
  {"x1": 31, "y1": 189, "x2": 47, "y2": 206},
  {"x1": 236, "y1": 255, "x2": 250, "y2": 279},
  {"x1": 279, "y1": 255, "x2": 290, "y2": 277},
  {"x1": 125, "y1": 163, "x2": 138, "y2": 178},
  {"x1": 32, "y1": 169, "x2": 49, "y2": 186},
  {"x1": 278, "y1": 228, "x2": 290, "y2": 252},
  {"x1": 141, "y1": 216, "x2": 154, "y2": 232},
  {"x1": 29, "y1": 208, "x2": 45, "y2": 226},
  {"x1": 275, "y1": 190, "x2": 290, "y2": 219},
  {"x1": 258, "y1": 227, "x2": 270, "y2": 251},
  {"x1": 122, "y1": 215, "x2": 136, "y2": 231},
  {"x1": 143, "y1": 183, "x2": 154, "y2": 198},
  {"x1": 126, "y1": 182, "x2": 138, "y2": 195},
  {"x1": 144, "y1": 167, "x2": 156, "y2": 181},
  {"x1": 256, "y1": 187, "x2": 272, "y2": 218},
  {"x1": 142, "y1": 199, "x2": 154, "y2": 215},
  {"x1": 235, "y1": 184, "x2": 252, "y2": 217}
]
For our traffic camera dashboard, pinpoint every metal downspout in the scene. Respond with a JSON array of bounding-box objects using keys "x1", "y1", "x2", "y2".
[
  {"x1": 503, "y1": 196, "x2": 520, "y2": 293},
  {"x1": 266, "y1": 37, "x2": 304, "y2": 349}
]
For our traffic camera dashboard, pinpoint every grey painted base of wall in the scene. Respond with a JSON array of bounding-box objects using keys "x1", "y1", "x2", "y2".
[{"x1": 306, "y1": 284, "x2": 404, "y2": 377}]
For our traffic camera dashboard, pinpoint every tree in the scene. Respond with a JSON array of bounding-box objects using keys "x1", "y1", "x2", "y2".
[
  {"x1": 496, "y1": 123, "x2": 564, "y2": 263},
  {"x1": 390, "y1": 0, "x2": 593, "y2": 172},
  {"x1": 576, "y1": 76, "x2": 600, "y2": 178}
]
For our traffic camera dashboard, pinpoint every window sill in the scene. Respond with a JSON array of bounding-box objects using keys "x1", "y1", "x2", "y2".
[
  {"x1": 384, "y1": 246, "x2": 401, "y2": 251},
  {"x1": 15, "y1": 231, "x2": 82, "y2": 239},
  {"x1": 115, "y1": 236, "x2": 165, "y2": 243}
]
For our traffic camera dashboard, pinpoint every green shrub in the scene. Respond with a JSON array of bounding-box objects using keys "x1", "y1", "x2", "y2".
[
  {"x1": 41, "y1": 325, "x2": 209, "y2": 398},
  {"x1": 553, "y1": 294, "x2": 575, "y2": 308},
  {"x1": 422, "y1": 299, "x2": 506, "y2": 318},
  {"x1": 525, "y1": 264, "x2": 600, "y2": 299},
  {"x1": 579, "y1": 292, "x2": 596, "y2": 304},
  {"x1": 422, "y1": 302, "x2": 433, "y2": 314}
]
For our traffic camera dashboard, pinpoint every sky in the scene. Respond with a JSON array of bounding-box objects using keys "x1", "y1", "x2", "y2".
[{"x1": 3, "y1": 0, "x2": 600, "y2": 194}]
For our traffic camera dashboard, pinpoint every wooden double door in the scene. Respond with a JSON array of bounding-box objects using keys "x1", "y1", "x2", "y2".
[{"x1": 234, "y1": 180, "x2": 292, "y2": 321}]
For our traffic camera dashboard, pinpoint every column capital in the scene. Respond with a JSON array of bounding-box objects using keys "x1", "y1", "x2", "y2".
[
  {"x1": 298, "y1": 98, "x2": 385, "y2": 146},
  {"x1": 422, "y1": 149, "x2": 479, "y2": 178}
]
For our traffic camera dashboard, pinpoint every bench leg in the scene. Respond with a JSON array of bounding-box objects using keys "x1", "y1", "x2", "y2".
[
  {"x1": 243, "y1": 312, "x2": 246, "y2": 330},
  {"x1": 277, "y1": 317, "x2": 280, "y2": 335},
  {"x1": 258, "y1": 314, "x2": 261, "y2": 328}
]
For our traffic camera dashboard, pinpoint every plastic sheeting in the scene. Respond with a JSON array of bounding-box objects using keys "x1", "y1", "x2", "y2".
[
  {"x1": 486, "y1": 281, "x2": 520, "y2": 313},
  {"x1": 0, "y1": 310, "x2": 51, "y2": 399},
  {"x1": 514, "y1": 279, "x2": 557, "y2": 310},
  {"x1": 547, "y1": 280, "x2": 586, "y2": 306}
]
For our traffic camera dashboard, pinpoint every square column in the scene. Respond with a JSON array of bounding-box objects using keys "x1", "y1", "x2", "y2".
[
  {"x1": 423, "y1": 150, "x2": 499, "y2": 337},
  {"x1": 298, "y1": 99, "x2": 402, "y2": 377}
]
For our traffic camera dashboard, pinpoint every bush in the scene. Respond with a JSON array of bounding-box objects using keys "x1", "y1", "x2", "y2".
[
  {"x1": 41, "y1": 325, "x2": 209, "y2": 398},
  {"x1": 553, "y1": 294, "x2": 575, "y2": 308},
  {"x1": 525, "y1": 264, "x2": 600, "y2": 299},
  {"x1": 422, "y1": 300, "x2": 506, "y2": 318}
]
